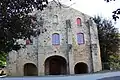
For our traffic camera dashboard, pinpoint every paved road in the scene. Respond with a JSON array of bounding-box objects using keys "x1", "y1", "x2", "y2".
[
  {"x1": 1, "y1": 71, "x2": 120, "y2": 80},
  {"x1": 98, "y1": 76, "x2": 120, "y2": 80}
]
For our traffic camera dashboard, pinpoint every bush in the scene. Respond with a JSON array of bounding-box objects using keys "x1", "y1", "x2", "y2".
[{"x1": 109, "y1": 54, "x2": 120, "y2": 70}]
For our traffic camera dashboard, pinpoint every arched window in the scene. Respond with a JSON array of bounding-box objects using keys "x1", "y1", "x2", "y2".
[
  {"x1": 53, "y1": 15, "x2": 58, "y2": 24},
  {"x1": 26, "y1": 40, "x2": 30, "y2": 45},
  {"x1": 52, "y1": 33, "x2": 60, "y2": 45},
  {"x1": 77, "y1": 18, "x2": 81, "y2": 26},
  {"x1": 26, "y1": 38, "x2": 31, "y2": 45},
  {"x1": 77, "y1": 33, "x2": 84, "y2": 45}
]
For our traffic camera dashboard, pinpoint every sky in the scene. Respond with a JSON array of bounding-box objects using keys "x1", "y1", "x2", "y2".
[{"x1": 49, "y1": 0, "x2": 120, "y2": 32}]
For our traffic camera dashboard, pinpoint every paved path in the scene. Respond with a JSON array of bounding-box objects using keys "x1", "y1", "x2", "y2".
[
  {"x1": 1, "y1": 71, "x2": 120, "y2": 80},
  {"x1": 98, "y1": 76, "x2": 120, "y2": 80}
]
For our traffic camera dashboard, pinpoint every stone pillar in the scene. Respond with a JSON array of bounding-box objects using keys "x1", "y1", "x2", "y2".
[
  {"x1": 68, "y1": 49, "x2": 74, "y2": 74},
  {"x1": 66, "y1": 19, "x2": 74, "y2": 74},
  {"x1": 38, "y1": 52, "x2": 45, "y2": 75},
  {"x1": 88, "y1": 18, "x2": 102, "y2": 72}
]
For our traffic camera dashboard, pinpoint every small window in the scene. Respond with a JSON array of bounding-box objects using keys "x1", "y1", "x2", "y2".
[
  {"x1": 26, "y1": 38, "x2": 33, "y2": 45},
  {"x1": 77, "y1": 18, "x2": 81, "y2": 26},
  {"x1": 77, "y1": 33, "x2": 84, "y2": 45},
  {"x1": 26, "y1": 39, "x2": 30, "y2": 45},
  {"x1": 52, "y1": 33, "x2": 60, "y2": 45},
  {"x1": 53, "y1": 15, "x2": 58, "y2": 23}
]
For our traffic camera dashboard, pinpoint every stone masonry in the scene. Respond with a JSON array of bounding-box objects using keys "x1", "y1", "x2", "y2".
[{"x1": 7, "y1": 1, "x2": 102, "y2": 76}]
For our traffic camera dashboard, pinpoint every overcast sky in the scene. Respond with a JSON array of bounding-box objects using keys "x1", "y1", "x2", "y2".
[{"x1": 49, "y1": 0, "x2": 120, "y2": 32}]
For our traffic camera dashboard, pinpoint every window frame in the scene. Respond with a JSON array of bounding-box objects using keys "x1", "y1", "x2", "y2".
[
  {"x1": 77, "y1": 33, "x2": 84, "y2": 45},
  {"x1": 77, "y1": 18, "x2": 82, "y2": 26},
  {"x1": 52, "y1": 33, "x2": 60, "y2": 45},
  {"x1": 53, "y1": 15, "x2": 58, "y2": 24}
]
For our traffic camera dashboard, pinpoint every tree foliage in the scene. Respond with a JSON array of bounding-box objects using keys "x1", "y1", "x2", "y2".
[
  {"x1": 0, "y1": 51, "x2": 7, "y2": 66},
  {"x1": 109, "y1": 54, "x2": 120, "y2": 70},
  {"x1": 104, "y1": 0, "x2": 120, "y2": 21},
  {"x1": 0, "y1": 0, "x2": 49, "y2": 66},
  {"x1": 93, "y1": 16, "x2": 120, "y2": 63},
  {"x1": 0, "y1": 0, "x2": 48, "y2": 52}
]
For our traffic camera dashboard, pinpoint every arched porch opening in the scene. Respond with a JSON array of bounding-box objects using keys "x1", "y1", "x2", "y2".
[
  {"x1": 24, "y1": 63, "x2": 38, "y2": 76},
  {"x1": 45, "y1": 55, "x2": 67, "y2": 75},
  {"x1": 74, "y1": 62, "x2": 88, "y2": 74}
]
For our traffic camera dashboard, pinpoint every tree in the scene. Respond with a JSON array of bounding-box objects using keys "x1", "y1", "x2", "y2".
[
  {"x1": 109, "y1": 54, "x2": 120, "y2": 70},
  {"x1": 0, "y1": 0, "x2": 49, "y2": 52},
  {"x1": 0, "y1": 51, "x2": 7, "y2": 66},
  {"x1": 0, "y1": 0, "x2": 71, "y2": 67},
  {"x1": 93, "y1": 16, "x2": 120, "y2": 69},
  {"x1": 104, "y1": 0, "x2": 120, "y2": 21},
  {"x1": 0, "y1": 0, "x2": 49, "y2": 66}
]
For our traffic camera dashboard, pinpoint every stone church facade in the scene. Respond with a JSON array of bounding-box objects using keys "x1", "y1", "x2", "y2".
[{"x1": 7, "y1": 1, "x2": 102, "y2": 76}]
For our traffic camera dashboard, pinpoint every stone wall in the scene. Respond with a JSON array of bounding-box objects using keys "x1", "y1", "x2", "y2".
[{"x1": 7, "y1": 1, "x2": 102, "y2": 76}]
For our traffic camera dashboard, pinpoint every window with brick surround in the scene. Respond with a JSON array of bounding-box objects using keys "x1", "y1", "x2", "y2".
[
  {"x1": 52, "y1": 33, "x2": 60, "y2": 45},
  {"x1": 77, "y1": 33, "x2": 84, "y2": 44}
]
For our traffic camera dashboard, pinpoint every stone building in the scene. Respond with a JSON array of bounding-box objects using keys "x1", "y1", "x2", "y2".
[{"x1": 7, "y1": 1, "x2": 102, "y2": 76}]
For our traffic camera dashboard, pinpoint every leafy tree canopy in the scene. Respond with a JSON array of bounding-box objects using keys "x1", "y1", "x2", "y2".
[
  {"x1": 109, "y1": 54, "x2": 120, "y2": 70},
  {"x1": 0, "y1": 0, "x2": 49, "y2": 66},
  {"x1": 93, "y1": 16, "x2": 120, "y2": 63},
  {"x1": 0, "y1": 0, "x2": 48, "y2": 53}
]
